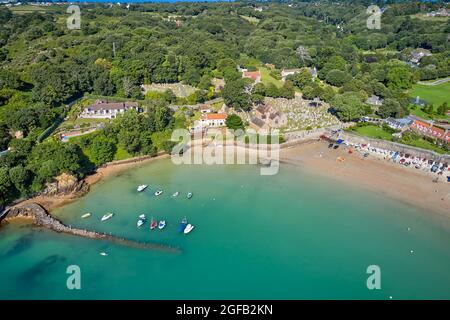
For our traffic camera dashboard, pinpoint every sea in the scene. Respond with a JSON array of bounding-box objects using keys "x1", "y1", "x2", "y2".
[{"x1": 0, "y1": 159, "x2": 449, "y2": 299}]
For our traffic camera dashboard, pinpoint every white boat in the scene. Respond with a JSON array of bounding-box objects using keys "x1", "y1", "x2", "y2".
[
  {"x1": 187, "y1": 192, "x2": 193, "y2": 199},
  {"x1": 184, "y1": 224, "x2": 194, "y2": 234},
  {"x1": 137, "y1": 219, "x2": 145, "y2": 227},
  {"x1": 137, "y1": 185, "x2": 148, "y2": 192},
  {"x1": 139, "y1": 214, "x2": 146, "y2": 219},
  {"x1": 154, "y1": 189, "x2": 163, "y2": 196},
  {"x1": 158, "y1": 220, "x2": 166, "y2": 230},
  {"x1": 81, "y1": 213, "x2": 91, "y2": 219},
  {"x1": 100, "y1": 252, "x2": 108, "y2": 256},
  {"x1": 101, "y1": 213, "x2": 114, "y2": 222},
  {"x1": 172, "y1": 191, "x2": 179, "y2": 197}
]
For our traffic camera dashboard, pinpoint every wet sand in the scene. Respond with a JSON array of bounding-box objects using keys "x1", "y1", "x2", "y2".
[{"x1": 280, "y1": 140, "x2": 450, "y2": 218}]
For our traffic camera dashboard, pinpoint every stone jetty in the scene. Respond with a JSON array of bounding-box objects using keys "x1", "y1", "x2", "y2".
[{"x1": 0, "y1": 203, "x2": 181, "y2": 254}]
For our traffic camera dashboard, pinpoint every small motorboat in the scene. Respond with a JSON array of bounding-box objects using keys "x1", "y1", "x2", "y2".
[
  {"x1": 81, "y1": 213, "x2": 91, "y2": 219},
  {"x1": 137, "y1": 215, "x2": 146, "y2": 227},
  {"x1": 137, "y1": 185, "x2": 148, "y2": 192},
  {"x1": 187, "y1": 192, "x2": 193, "y2": 199},
  {"x1": 172, "y1": 191, "x2": 180, "y2": 197},
  {"x1": 158, "y1": 220, "x2": 166, "y2": 230},
  {"x1": 150, "y1": 218, "x2": 158, "y2": 230},
  {"x1": 154, "y1": 189, "x2": 163, "y2": 196},
  {"x1": 101, "y1": 213, "x2": 114, "y2": 222},
  {"x1": 184, "y1": 224, "x2": 194, "y2": 234},
  {"x1": 177, "y1": 217, "x2": 188, "y2": 233},
  {"x1": 100, "y1": 252, "x2": 108, "y2": 256}
]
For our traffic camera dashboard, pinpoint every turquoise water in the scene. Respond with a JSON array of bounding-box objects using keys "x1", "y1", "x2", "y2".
[{"x1": 1, "y1": 159, "x2": 450, "y2": 299}]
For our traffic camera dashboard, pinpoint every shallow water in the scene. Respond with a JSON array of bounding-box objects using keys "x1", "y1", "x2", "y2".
[{"x1": 1, "y1": 159, "x2": 449, "y2": 299}]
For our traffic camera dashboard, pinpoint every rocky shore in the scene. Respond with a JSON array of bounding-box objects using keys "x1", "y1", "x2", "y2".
[{"x1": 1, "y1": 203, "x2": 181, "y2": 253}]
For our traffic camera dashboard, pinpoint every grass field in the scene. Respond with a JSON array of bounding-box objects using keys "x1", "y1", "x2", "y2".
[
  {"x1": 260, "y1": 67, "x2": 283, "y2": 88},
  {"x1": 351, "y1": 125, "x2": 394, "y2": 141},
  {"x1": 240, "y1": 15, "x2": 260, "y2": 24},
  {"x1": 410, "y1": 82, "x2": 450, "y2": 107},
  {"x1": 400, "y1": 138, "x2": 448, "y2": 154}
]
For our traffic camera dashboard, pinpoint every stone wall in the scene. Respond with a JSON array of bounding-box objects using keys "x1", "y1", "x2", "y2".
[{"x1": 337, "y1": 131, "x2": 450, "y2": 162}]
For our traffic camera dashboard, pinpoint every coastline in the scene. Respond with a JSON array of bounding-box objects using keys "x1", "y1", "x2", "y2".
[
  {"x1": 11, "y1": 153, "x2": 170, "y2": 214},
  {"x1": 280, "y1": 140, "x2": 450, "y2": 218},
  {"x1": 8, "y1": 140, "x2": 450, "y2": 219}
]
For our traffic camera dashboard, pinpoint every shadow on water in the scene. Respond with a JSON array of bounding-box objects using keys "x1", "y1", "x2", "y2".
[
  {"x1": 18, "y1": 254, "x2": 67, "y2": 285},
  {"x1": 2, "y1": 232, "x2": 35, "y2": 258}
]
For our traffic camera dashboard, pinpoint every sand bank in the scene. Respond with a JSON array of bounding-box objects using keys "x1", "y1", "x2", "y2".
[{"x1": 280, "y1": 140, "x2": 450, "y2": 218}]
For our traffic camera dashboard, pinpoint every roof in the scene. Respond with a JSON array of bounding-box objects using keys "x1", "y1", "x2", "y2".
[
  {"x1": 281, "y1": 68, "x2": 301, "y2": 75},
  {"x1": 199, "y1": 105, "x2": 211, "y2": 110},
  {"x1": 86, "y1": 100, "x2": 138, "y2": 111},
  {"x1": 250, "y1": 117, "x2": 265, "y2": 128},
  {"x1": 256, "y1": 105, "x2": 271, "y2": 114},
  {"x1": 243, "y1": 70, "x2": 261, "y2": 81},
  {"x1": 411, "y1": 120, "x2": 450, "y2": 142},
  {"x1": 203, "y1": 113, "x2": 227, "y2": 120}
]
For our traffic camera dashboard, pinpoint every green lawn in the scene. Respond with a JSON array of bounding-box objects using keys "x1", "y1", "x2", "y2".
[
  {"x1": 351, "y1": 125, "x2": 394, "y2": 141},
  {"x1": 113, "y1": 146, "x2": 132, "y2": 161},
  {"x1": 260, "y1": 67, "x2": 283, "y2": 88},
  {"x1": 410, "y1": 82, "x2": 450, "y2": 107},
  {"x1": 400, "y1": 138, "x2": 448, "y2": 154}
]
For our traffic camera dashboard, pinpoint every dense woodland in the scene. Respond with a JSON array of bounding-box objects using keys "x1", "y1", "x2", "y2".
[{"x1": 0, "y1": 1, "x2": 449, "y2": 206}]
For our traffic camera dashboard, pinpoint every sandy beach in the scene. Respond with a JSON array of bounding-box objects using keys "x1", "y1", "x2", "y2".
[
  {"x1": 9, "y1": 140, "x2": 450, "y2": 219},
  {"x1": 280, "y1": 140, "x2": 450, "y2": 218}
]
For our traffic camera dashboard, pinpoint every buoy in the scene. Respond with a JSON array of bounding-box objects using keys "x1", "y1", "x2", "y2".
[{"x1": 389, "y1": 296, "x2": 393, "y2": 299}]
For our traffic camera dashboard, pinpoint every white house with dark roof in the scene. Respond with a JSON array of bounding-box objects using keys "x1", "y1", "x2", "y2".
[{"x1": 79, "y1": 100, "x2": 140, "y2": 119}]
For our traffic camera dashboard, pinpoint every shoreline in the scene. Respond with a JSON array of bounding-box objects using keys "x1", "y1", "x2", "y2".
[
  {"x1": 280, "y1": 141, "x2": 450, "y2": 218},
  {"x1": 9, "y1": 153, "x2": 170, "y2": 214},
  {"x1": 6, "y1": 140, "x2": 450, "y2": 220}
]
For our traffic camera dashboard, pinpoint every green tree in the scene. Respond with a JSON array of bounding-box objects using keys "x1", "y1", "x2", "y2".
[
  {"x1": 0, "y1": 167, "x2": 13, "y2": 205},
  {"x1": 222, "y1": 79, "x2": 251, "y2": 111},
  {"x1": 89, "y1": 135, "x2": 116, "y2": 166},
  {"x1": 9, "y1": 165, "x2": 30, "y2": 195},
  {"x1": 377, "y1": 98, "x2": 401, "y2": 119},
  {"x1": 325, "y1": 69, "x2": 350, "y2": 87},
  {"x1": 386, "y1": 66, "x2": 413, "y2": 90},
  {"x1": 0, "y1": 123, "x2": 11, "y2": 150},
  {"x1": 437, "y1": 102, "x2": 448, "y2": 116},
  {"x1": 288, "y1": 69, "x2": 312, "y2": 89},
  {"x1": 225, "y1": 114, "x2": 244, "y2": 131},
  {"x1": 332, "y1": 92, "x2": 368, "y2": 121}
]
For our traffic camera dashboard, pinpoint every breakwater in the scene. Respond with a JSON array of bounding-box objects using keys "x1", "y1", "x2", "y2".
[{"x1": 1, "y1": 203, "x2": 181, "y2": 254}]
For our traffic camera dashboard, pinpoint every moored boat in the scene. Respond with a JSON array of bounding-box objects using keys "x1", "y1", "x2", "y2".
[
  {"x1": 137, "y1": 216, "x2": 146, "y2": 227},
  {"x1": 150, "y1": 217, "x2": 158, "y2": 230},
  {"x1": 172, "y1": 191, "x2": 179, "y2": 197},
  {"x1": 101, "y1": 213, "x2": 114, "y2": 222},
  {"x1": 177, "y1": 217, "x2": 188, "y2": 233},
  {"x1": 158, "y1": 220, "x2": 166, "y2": 230},
  {"x1": 187, "y1": 192, "x2": 193, "y2": 199},
  {"x1": 81, "y1": 213, "x2": 91, "y2": 219},
  {"x1": 154, "y1": 189, "x2": 163, "y2": 196},
  {"x1": 184, "y1": 224, "x2": 195, "y2": 234},
  {"x1": 99, "y1": 252, "x2": 108, "y2": 256},
  {"x1": 137, "y1": 185, "x2": 148, "y2": 192}
]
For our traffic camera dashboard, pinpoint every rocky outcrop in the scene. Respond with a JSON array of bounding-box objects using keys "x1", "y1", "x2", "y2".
[
  {"x1": 41, "y1": 173, "x2": 89, "y2": 196},
  {"x1": 1, "y1": 203, "x2": 181, "y2": 254}
]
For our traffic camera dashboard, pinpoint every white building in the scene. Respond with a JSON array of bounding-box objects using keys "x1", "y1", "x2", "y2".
[
  {"x1": 200, "y1": 113, "x2": 227, "y2": 127},
  {"x1": 79, "y1": 100, "x2": 140, "y2": 119}
]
